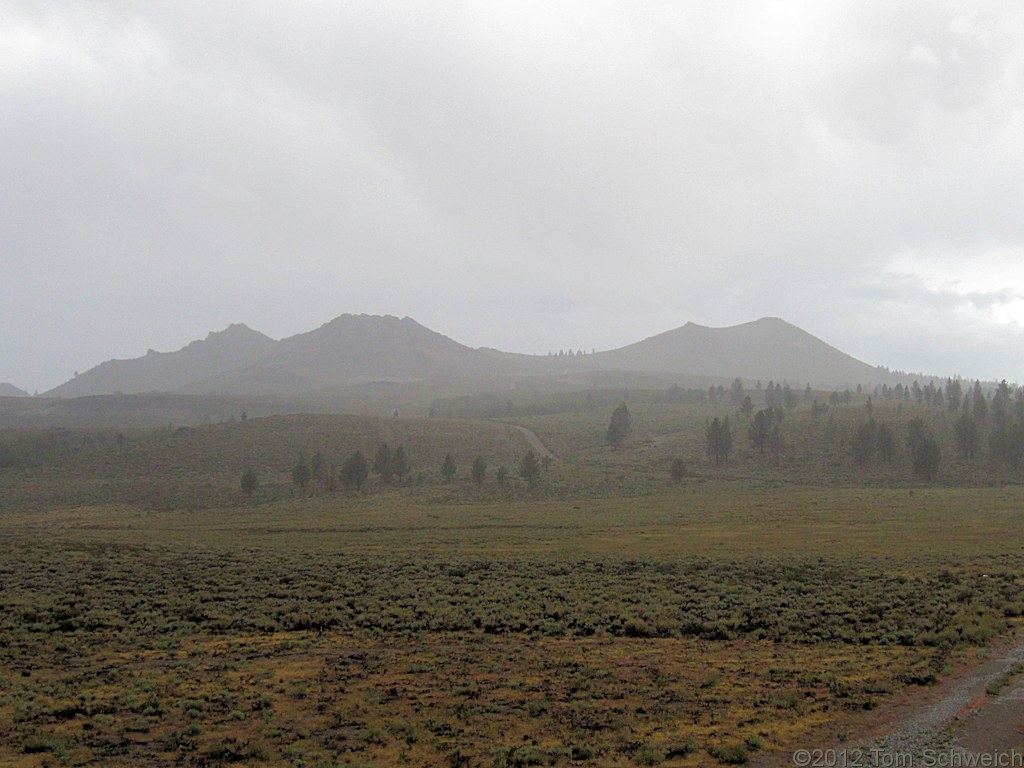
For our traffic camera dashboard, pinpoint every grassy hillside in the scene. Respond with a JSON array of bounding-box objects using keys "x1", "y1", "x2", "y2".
[
  {"x1": 4, "y1": 388, "x2": 1022, "y2": 513},
  {"x1": 0, "y1": 389, "x2": 442, "y2": 428},
  {"x1": 514, "y1": 394, "x2": 1023, "y2": 495},
  {"x1": 0, "y1": 413, "x2": 531, "y2": 512}
]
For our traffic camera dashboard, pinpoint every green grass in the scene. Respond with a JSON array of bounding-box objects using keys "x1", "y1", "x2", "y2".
[
  {"x1": 984, "y1": 662, "x2": 1024, "y2": 696},
  {"x1": 6, "y1": 485, "x2": 1021, "y2": 559}
]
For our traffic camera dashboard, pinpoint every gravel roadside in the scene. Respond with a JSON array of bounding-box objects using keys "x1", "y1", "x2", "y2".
[
  {"x1": 856, "y1": 629, "x2": 1024, "y2": 765},
  {"x1": 757, "y1": 627, "x2": 1024, "y2": 767}
]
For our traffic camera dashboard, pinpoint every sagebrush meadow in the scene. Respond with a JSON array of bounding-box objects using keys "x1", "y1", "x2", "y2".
[{"x1": 3, "y1": 382, "x2": 1024, "y2": 765}]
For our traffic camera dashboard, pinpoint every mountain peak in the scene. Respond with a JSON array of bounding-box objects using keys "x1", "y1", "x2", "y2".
[
  {"x1": 253, "y1": 312, "x2": 488, "y2": 388},
  {"x1": 0, "y1": 382, "x2": 30, "y2": 397},
  {"x1": 203, "y1": 323, "x2": 271, "y2": 342},
  {"x1": 317, "y1": 313, "x2": 424, "y2": 328},
  {"x1": 750, "y1": 316, "x2": 799, "y2": 330},
  {"x1": 592, "y1": 317, "x2": 880, "y2": 387},
  {"x1": 45, "y1": 322, "x2": 278, "y2": 397}
]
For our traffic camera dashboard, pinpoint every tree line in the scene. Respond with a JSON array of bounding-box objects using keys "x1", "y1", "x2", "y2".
[{"x1": 240, "y1": 443, "x2": 548, "y2": 499}]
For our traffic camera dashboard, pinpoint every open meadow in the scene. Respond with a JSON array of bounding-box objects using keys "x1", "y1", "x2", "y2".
[{"x1": 2, "y1": 393, "x2": 1023, "y2": 766}]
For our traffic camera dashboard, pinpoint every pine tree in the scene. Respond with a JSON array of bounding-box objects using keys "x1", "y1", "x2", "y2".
[
  {"x1": 912, "y1": 434, "x2": 941, "y2": 481},
  {"x1": 740, "y1": 395, "x2": 754, "y2": 417},
  {"x1": 471, "y1": 457, "x2": 487, "y2": 485},
  {"x1": 519, "y1": 450, "x2": 541, "y2": 484},
  {"x1": 240, "y1": 469, "x2": 259, "y2": 498},
  {"x1": 730, "y1": 377, "x2": 744, "y2": 405},
  {"x1": 606, "y1": 403, "x2": 633, "y2": 447},
  {"x1": 392, "y1": 445, "x2": 410, "y2": 483},
  {"x1": 670, "y1": 458, "x2": 687, "y2": 484},
  {"x1": 972, "y1": 381, "x2": 988, "y2": 423},
  {"x1": 907, "y1": 418, "x2": 940, "y2": 480},
  {"x1": 749, "y1": 409, "x2": 772, "y2": 454},
  {"x1": 946, "y1": 378, "x2": 963, "y2": 412},
  {"x1": 373, "y1": 443, "x2": 394, "y2": 484},
  {"x1": 340, "y1": 450, "x2": 369, "y2": 491},
  {"x1": 292, "y1": 454, "x2": 310, "y2": 491},
  {"x1": 954, "y1": 414, "x2": 979, "y2": 459},
  {"x1": 852, "y1": 419, "x2": 877, "y2": 465},
  {"x1": 441, "y1": 453, "x2": 457, "y2": 482},
  {"x1": 876, "y1": 422, "x2": 896, "y2": 462},
  {"x1": 705, "y1": 417, "x2": 733, "y2": 465},
  {"x1": 310, "y1": 450, "x2": 326, "y2": 487}
]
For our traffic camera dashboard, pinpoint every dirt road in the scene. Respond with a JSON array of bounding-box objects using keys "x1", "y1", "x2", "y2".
[
  {"x1": 507, "y1": 424, "x2": 557, "y2": 460},
  {"x1": 854, "y1": 629, "x2": 1024, "y2": 762},
  {"x1": 755, "y1": 629, "x2": 1024, "y2": 766}
]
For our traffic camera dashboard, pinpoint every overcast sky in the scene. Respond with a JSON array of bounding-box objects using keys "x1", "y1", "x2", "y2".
[{"x1": 3, "y1": 1, "x2": 1024, "y2": 393}]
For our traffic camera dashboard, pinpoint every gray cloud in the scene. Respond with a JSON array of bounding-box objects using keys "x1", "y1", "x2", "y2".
[{"x1": 2, "y1": 1, "x2": 1024, "y2": 391}]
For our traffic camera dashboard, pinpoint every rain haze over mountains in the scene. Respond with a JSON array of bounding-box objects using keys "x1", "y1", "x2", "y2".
[
  {"x1": 42, "y1": 314, "x2": 893, "y2": 399},
  {"x1": 3, "y1": 2, "x2": 1024, "y2": 394}
]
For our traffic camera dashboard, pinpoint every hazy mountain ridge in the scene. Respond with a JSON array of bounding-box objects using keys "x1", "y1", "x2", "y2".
[
  {"x1": 580, "y1": 317, "x2": 887, "y2": 387},
  {"x1": 47, "y1": 324, "x2": 277, "y2": 399},
  {"x1": 42, "y1": 314, "x2": 904, "y2": 398},
  {"x1": 258, "y1": 314, "x2": 508, "y2": 387},
  {"x1": 0, "y1": 383, "x2": 29, "y2": 398}
]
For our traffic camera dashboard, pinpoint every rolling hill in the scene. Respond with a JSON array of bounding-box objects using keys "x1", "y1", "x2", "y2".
[
  {"x1": 0, "y1": 412, "x2": 534, "y2": 511},
  {"x1": 41, "y1": 313, "x2": 899, "y2": 400},
  {"x1": 579, "y1": 317, "x2": 887, "y2": 387}
]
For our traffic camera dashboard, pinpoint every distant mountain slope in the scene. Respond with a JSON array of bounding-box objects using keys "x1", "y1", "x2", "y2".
[
  {"x1": 44, "y1": 313, "x2": 895, "y2": 398},
  {"x1": 0, "y1": 383, "x2": 29, "y2": 397},
  {"x1": 45, "y1": 315, "x2": 510, "y2": 398},
  {"x1": 583, "y1": 317, "x2": 887, "y2": 387},
  {"x1": 46, "y1": 324, "x2": 277, "y2": 398},
  {"x1": 193, "y1": 315, "x2": 508, "y2": 394}
]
